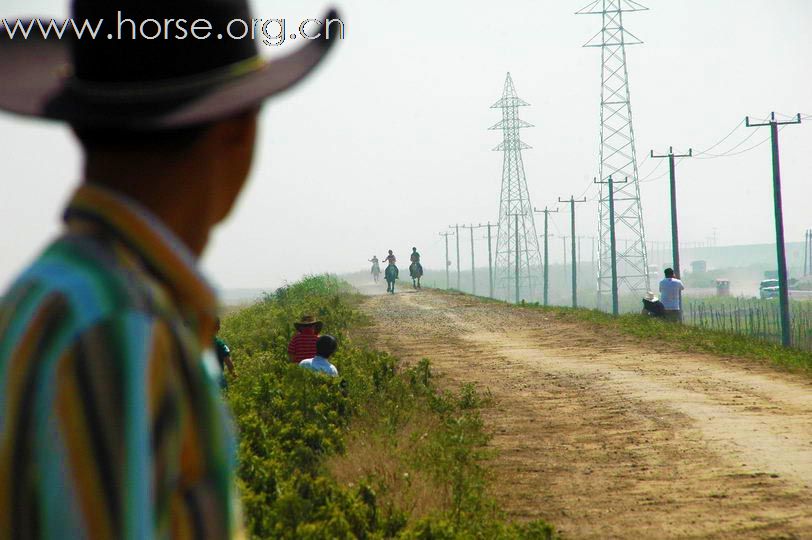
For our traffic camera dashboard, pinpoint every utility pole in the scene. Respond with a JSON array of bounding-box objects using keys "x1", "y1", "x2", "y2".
[
  {"x1": 449, "y1": 224, "x2": 461, "y2": 290},
  {"x1": 481, "y1": 222, "x2": 495, "y2": 298},
  {"x1": 561, "y1": 235, "x2": 568, "y2": 291},
  {"x1": 651, "y1": 146, "x2": 693, "y2": 278},
  {"x1": 595, "y1": 175, "x2": 628, "y2": 315},
  {"x1": 805, "y1": 229, "x2": 812, "y2": 276},
  {"x1": 559, "y1": 196, "x2": 588, "y2": 307},
  {"x1": 461, "y1": 225, "x2": 478, "y2": 295},
  {"x1": 534, "y1": 207, "x2": 559, "y2": 306},
  {"x1": 439, "y1": 231, "x2": 454, "y2": 290},
  {"x1": 746, "y1": 112, "x2": 802, "y2": 347},
  {"x1": 507, "y1": 213, "x2": 524, "y2": 303}
]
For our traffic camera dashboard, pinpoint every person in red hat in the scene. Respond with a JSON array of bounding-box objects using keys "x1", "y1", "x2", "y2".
[
  {"x1": 0, "y1": 1, "x2": 339, "y2": 537},
  {"x1": 287, "y1": 315, "x2": 323, "y2": 364}
]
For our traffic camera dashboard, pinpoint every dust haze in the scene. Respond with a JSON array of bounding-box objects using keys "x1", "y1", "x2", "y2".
[{"x1": 2, "y1": 0, "x2": 811, "y2": 301}]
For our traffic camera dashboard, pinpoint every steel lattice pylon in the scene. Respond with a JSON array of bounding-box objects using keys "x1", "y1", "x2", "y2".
[
  {"x1": 578, "y1": 0, "x2": 650, "y2": 306},
  {"x1": 491, "y1": 73, "x2": 542, "y2": 302}
]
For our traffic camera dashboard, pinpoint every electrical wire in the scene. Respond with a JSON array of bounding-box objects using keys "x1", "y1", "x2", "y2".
[
  {"x1": 693, "y1": 127, "x2": 759, "y2": 158},
  {"x1": 692, "y1": 119, "x2": 746, "y2": 156},
  {"x1": 694, "y1": 127, "x2": 784, "y2": 160}
]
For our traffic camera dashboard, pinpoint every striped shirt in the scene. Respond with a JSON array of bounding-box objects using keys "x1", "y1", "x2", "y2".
[
  {"x1": 0, "y1": 184, "x2": 243, "y2": 539},
  {"x1": 287, "y1": 329, "x2": 318, "y2": 363}
]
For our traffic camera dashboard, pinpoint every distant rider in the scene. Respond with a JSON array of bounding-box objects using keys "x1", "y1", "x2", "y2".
[
  {"x1": 369, "y1": 256, "x2": 381, "y2": 282},
  {"x1": 410, "y1": 247, "x2": 420, "y2": 264},
  {"x1": 384, "y1": 250, "x2": 396, "y2": 266}
]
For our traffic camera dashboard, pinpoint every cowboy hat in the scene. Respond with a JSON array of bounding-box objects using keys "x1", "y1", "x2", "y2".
[
  {"x1": 294, "y1": 315, "x2": 323, "y2": 332},
  {"x1": 0, "y1": 0, "x2": 340, "y2": 128}
]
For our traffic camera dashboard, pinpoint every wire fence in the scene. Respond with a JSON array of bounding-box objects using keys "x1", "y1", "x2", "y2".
[{"x1": 683, "y1": 297, "x2": 812, "y2": 351}]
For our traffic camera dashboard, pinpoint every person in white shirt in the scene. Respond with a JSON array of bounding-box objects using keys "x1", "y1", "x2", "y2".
[
  {"x1": 659, "y1": 268, "x2": 685, "y2": 322},
  {"x1": 299, "y1": 335, "x2": 339, "y2": 377}
]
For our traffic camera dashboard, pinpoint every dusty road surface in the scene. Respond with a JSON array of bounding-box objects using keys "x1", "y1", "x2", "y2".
[{"x1": 360, "y1": 288, "x2": 812, "y2": 539}]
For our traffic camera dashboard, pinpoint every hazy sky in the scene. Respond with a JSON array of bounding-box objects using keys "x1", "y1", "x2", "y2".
[{"x1": 1, "y1": 0, "x2": 811, "y2": 294}]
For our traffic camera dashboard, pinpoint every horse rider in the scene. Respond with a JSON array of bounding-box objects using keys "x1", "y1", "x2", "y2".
[
  {"x1": 369, "y1": 255, "x2": 381, "y2": 281},
  {"x1": 383, "y1": 250, "x2": 399, "y2": 293},
  {"x1": 409, "y1": 247, "x2": 423, "y2": 289},
  {"x1": 410, "y1": 247, "x2": 421, "y2": 265}
]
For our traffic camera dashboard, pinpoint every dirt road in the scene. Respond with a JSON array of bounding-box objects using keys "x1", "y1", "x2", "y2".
[{"x1": 360, "y1": 288, "x2": 812, "y2": 539}]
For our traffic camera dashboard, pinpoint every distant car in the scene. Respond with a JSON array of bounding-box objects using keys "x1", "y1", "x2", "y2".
[{"x1": 759, "y1": 279, "x2": 780, "y2": 300}]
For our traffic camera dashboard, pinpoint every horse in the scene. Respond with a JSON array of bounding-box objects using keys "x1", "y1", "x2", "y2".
[
  {"x1": 384, "y1": 264, "x2": 398, "y2": 294},
  {"x1": 409, "y1": 261, "x2": 423, "y2": 289},
  {"x1": 371, "y1": 261, "x2": 381, "y2": 283}
]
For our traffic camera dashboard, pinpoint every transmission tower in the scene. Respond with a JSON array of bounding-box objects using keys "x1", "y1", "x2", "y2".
[
  {"x1": 490, "y1": 73, "x2": 542, "y2": 302},
  {"x1": 578, "y1": 0, "x2": 650, "y2": 307}
]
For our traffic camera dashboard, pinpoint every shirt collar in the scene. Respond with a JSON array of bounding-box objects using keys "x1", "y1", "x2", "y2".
[{"x1": 63, "y1": 183, "x2": 218, "y2": 340}]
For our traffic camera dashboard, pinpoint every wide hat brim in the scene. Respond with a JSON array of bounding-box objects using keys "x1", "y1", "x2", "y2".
[
  {"x1": 0, "y1": 9, "x2": 339, "y2": 128},
  {"x1": 294, "y1": 321, "x2": 323, "y2": 332}
]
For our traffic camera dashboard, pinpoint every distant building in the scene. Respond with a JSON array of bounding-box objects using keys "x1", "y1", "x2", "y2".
[{"x1": 691, "y1": 260, "x2": 707, "y2": 273}]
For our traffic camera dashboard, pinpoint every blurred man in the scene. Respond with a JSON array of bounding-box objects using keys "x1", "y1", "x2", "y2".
[
  {"x1": 215, "y1": 317, "x2": 236, "y2": 389},
  {"x1": 0, "y1": 0, "x2": 338, "y2": 536},
  {"x1": 659, "y1": 268, "x2": 685, "y2": 322}
]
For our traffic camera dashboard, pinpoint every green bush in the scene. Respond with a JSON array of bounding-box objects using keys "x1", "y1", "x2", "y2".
[{"x1": 223, "y1": 275, "x2": 556, "y2": 538}]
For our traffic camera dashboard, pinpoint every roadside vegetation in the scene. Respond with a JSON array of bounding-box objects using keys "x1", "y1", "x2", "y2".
[
  {"x1": 221, "y1": 275, "x2": 556, "y2": 539},
  {"x1": 518, "y1": 299, "x2": 812, "y2": 374}
]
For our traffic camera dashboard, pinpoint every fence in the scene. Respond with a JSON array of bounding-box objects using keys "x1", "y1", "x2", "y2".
[{"x1": 683, "y1": 297, "x2": 812, "y2": 351}]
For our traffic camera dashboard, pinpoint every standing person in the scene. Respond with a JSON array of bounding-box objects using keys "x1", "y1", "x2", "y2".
[
  {"x1": 287, "y1": 315, "x2": 323, "y2": 363},
  {"x1": 299, "y1": 335, "x2": 340, "y2": 377},
  {"x1": 0, "y1": 0, "x2": 338, "y2": 537},
  {"x1": 659, "y1": 268, "x2": 685, "y2": 322},
  {"x1": 215, "y1": 317, "x2": 236, "y2": 389}
]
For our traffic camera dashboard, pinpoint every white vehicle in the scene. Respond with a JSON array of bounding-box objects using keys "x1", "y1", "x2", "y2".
[{"x1": 759, "y1": 279, "x2": 780, "y2": 300}]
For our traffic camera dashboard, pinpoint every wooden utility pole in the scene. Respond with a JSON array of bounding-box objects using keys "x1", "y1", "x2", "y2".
[
  {"x1": 594, "y1": 175, "x2": 628, "y2": 315},
  {"x1": 746, "y1": 112, "x2": 802, "y2": 347},
  {"x1": 461, "y1": 225, "x2": 478, "y2": 295},
  {"x1": 439, "y1": 231, "x2": 454, "y2": 290},
  {"x1": 558, "y1": 196, "x2": 588, "y2": 308},
  {"x1": 481, "y1": 222, "x2": 495, "y2": 298},
  {"x1": 449, "y1": 224, "x2": 461, "y2": 290},
  {"x1": 651, "y1": 146, "x2": 693, "y2": 278},
  {"x1": 506, "y1": 213, "x2": 524, "y2": 303},
  {"x1": 534, "y1": 207, "x2": 559, "y2": 306}
]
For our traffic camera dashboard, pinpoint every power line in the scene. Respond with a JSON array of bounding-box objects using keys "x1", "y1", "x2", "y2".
[
  {"x1": 693, "y1": 119, "x2": 745, "y2": 155},
  {"x1": 694, "y1": 128, "x2": 784, "y2": 160},
  {"x1": 693, "y1": 127, "x2": 760, "y2": 158}
]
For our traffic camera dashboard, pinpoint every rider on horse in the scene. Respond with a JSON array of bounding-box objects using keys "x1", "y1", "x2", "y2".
[
  {"x1": 369, "y1": 255, "x2": 381, "y2": 282},
  {"x1": 409, "y1": 247, "x2": 423, "y2": 289},
  {"x1": 384, "y1": 250, "x2": 398, "y2": 293}
]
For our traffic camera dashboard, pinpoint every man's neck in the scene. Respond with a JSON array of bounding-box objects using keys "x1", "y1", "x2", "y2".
[{"x1": 85, "y1": 155, "x2": 215, "y2": 256}]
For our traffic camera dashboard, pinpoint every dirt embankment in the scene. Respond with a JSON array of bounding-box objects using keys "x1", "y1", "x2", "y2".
[{"x1": 360, "y1": 288, "x2": 812, "y2": 539}]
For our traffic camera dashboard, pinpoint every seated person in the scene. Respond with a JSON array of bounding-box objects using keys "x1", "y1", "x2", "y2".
[
  {"x1": 299, "y1": 335, "x2": 339, "y2": 377},
  {"x1": 287, "y1": 315, "x2": 322, "y2": 363}
]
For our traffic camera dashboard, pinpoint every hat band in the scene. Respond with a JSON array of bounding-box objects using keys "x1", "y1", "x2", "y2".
[{"x1": 65, "y1": 55, "x2": 266, "y2": 101}]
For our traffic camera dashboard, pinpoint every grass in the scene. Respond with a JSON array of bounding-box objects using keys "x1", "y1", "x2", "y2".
[
  {"x1": 221, "y1": 275, "x2": 556, "y2": 539},
  {"x1": 517, "y1": 301, "x2": 812, "y2": 374}
]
